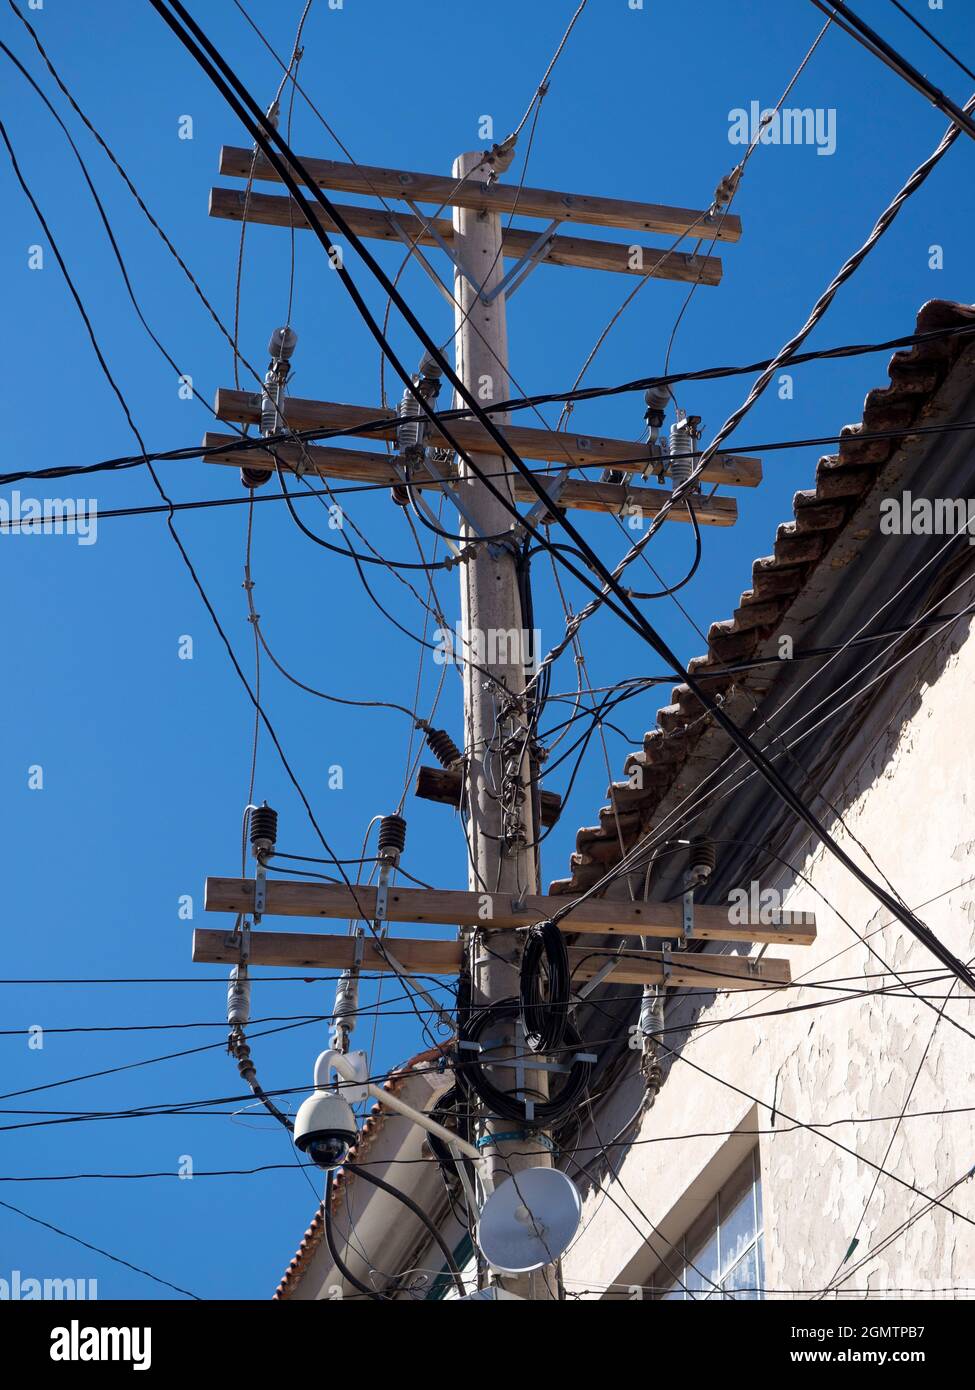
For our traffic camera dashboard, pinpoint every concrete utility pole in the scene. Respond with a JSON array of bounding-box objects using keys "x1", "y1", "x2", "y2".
[{"x1": 450, "y1": 149, "x2": 556, "y2": 1300}]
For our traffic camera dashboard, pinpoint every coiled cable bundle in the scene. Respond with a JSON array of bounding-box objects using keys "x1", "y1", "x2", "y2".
[
  {"x1": 457, "y1": 998, "x2": 591, "y2": 1128},
  {"x1": 519, "y1": 919, "x2": 570, "y2": 1053}
]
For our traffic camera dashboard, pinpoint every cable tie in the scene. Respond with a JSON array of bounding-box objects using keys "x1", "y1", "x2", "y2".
[{"x1": 474, "y1": 1130, "x2": 554, "y2": 1152}]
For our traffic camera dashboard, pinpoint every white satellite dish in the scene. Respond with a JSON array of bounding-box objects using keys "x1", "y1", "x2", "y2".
[{"x1": 476, "y1": 1167, "x2": 582, "y2": 1274}]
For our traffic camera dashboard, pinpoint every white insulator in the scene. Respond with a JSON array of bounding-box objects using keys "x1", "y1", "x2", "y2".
[
  {"x1": 260, "y1": 379, "x2": 281, "y2": 437},
  {"x1": 668, "y1": 420, "x2": 695, "y2": 489},
  {"x1": 227, "y1": 965, "x2": 251, "y2": 1027},
  {"x1": 639, "y1": 984, "x2": 664, "y2": 1039},
  {"x1": 396, "y1": 391, "x2": 426, "y2": 454}
]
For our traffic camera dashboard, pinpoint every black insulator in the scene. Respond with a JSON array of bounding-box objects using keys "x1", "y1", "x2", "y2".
[
  {"x1": 241, "y1": 466, "x2": 272, "y2": 489},
  {"x1": 425, "y1": 725, "x2": 462, "y2": 769},
  {"x1": 688, "y1": 836, "x2": 716, "y2": 876},
  {"x1": 249, "y1": 802, "x2": 278, "y2": 854},
  {"x1": 378, "y1": 813, "x2": 407, "y2": 858}
]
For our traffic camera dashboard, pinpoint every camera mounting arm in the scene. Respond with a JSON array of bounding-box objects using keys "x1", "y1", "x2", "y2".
[{"x1": 314, "y1": 1049, "x2": 483, "y2": 1165}]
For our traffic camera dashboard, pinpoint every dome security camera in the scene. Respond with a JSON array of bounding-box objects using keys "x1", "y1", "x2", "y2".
[{"x1": 294, "y1": 1089, "x2": 358, "y2": 1170}]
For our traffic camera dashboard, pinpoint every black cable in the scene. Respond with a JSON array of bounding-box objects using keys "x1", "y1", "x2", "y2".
[
  {"x1": 457, "y1": 998, "x2": 591, "y2": 1126},
  {"x1": 0, "y1": 108, "x2": 384, "y2": 956},
  {"x1": 345, "y1": 1161, "x2": 466, "y2": 1296},
  {"x1": 887, "y1": 0, "x2": 975, "y2": 85},
  {"x1": 322, "y1": 1170, "x2": 388, "y2": 1301},
  {"x1": 520, "y1": 920, "x2": 571, "y2": 1053},
  {"x1": 270, "y1": 459, "x2": 449, "y2": 571},
  {"x1": 151, "y1": 0, "x2": 975, "y2": 998},
  {"x1": 0, "y1": 1196, "x2": 202, "y2": 1300},
  {"x1": 809, "y1": 0, "x2": 975, "y2": 142},
  {"x1": 624, "y1": 496, "x2": 701, "y2": 599},
  {"x1": 11, "y1": 405, "x2": 973, "y2": 494}
]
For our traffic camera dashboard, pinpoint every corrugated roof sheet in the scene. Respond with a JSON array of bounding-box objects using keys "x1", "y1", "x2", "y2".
[{"x1": 548, "y1": 300, "x2": 975, "y2": 895}]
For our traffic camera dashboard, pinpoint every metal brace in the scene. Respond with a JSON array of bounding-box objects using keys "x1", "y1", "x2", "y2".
[
  {"x1": 480, "y1": 219, "x2": 561, "y2": 304},
  {"x1": 253, "y1": 864, "x2": 267, "y2": 918},
  {"x1": 374, "y1": 943, "x2": 455, "y2": 1030},
  {"x1": 659, "y1": 942, "x2": 673, "y2": 983},
  {"x1": 385, "y1": 212, "x2": 458, "y2": 308},
  {"x1": 520, "y1": 468, "x2": 570, "y2": 532},
  {"x1": 574, "y1": 956, "x2": 619, "y2": 1002},
  {"x1": 389, "y1": 458, "x2": 463, "y2": 559},
  {"x1": 402, "y1": 197, "x2": 560, "y2": 305},
  {"x1": 417, "y1": 449, "x2": 505, "y2": 556}
]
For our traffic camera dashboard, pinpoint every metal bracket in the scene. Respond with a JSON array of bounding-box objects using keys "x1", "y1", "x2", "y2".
[
  {"x1": 681, "y1": 885, "x2": 695, "y2": 946},
  {"x1": 510, "y1": 886, "x2": 530, "y2": 915},
  {"x1": 449, "y1": 1141, "x2": 481, "y2": 1213},
  {"x1": 389, "y1": 458, "x2": 463, "y2": 559},
  {"x1": 659, "y1": 943, "x2": 673, "y2": 982},
  {"x1": 225, "y1": 917, "x2": 251, "y2": 965},
  {"x1": 639, "y1": 440, "x2": 668, "y2": 483},
  {"x1": 374, "y1": 874, "x2": 390, "y2": 931},
  {"x1": 253, "y1": 865, "x2": 267, "y2": 918}
]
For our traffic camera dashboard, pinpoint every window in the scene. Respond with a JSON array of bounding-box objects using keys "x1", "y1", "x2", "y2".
[{"x1": 656, "y1": 1149, "x2": 764, "y2": 1300}]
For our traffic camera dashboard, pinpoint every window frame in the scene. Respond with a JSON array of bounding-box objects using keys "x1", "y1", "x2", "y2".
[{"x1": 655, "y1": 1147, "x2": 764, "y2": 1300}]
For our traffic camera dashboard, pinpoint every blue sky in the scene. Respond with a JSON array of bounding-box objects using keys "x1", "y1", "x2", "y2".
[{"x1": 1, "y1": 0, "x2": 973, "y2": 1299}]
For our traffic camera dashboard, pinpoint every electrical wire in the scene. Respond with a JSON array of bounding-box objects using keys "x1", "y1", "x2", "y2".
[
  {"x1": 886, "y1": 0, "x2": 975, "y2": 85},
  {"x1": 809, "y1": 0, "x2": 975, "y2": 142},
  {"x1": 148, "y1": 0, "x2": 975, "y2": 999},
  {"x1": 0, "y1": 1196, "x2": 202, "y2": 1300}
]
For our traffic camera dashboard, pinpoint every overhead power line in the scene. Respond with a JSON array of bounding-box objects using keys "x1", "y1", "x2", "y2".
[
  {"x1": 810, "y1": 0, "x2": 975, "y2": 142},
  {"x1": 887, "y1": 0, "x2": 975, "y2": 85},
  {"x1": 0, "y1": 1196, "x2": 202, "y2": 1299},
  {"x1": 5, "y1": 320, "x2": 975, "y2": 491},
  {"x1": 148, "y1": 0, "x2": 975, "y2": 1000}
]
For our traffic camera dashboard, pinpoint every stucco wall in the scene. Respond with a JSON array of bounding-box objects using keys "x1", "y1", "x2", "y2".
[{"x1": 561, "y1": 608, "x2": 975, "y2": 1300}]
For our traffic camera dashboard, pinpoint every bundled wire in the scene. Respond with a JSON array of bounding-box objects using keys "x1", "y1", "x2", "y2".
[
  {"x1": 323, "y1": 1169, "x2": 388, "y2": 1302},
  {"x1": 520, "y1": 920, "x2": 570, "y2": 1053},
  {"x1": 457, "y1": 999, "x2": 591, "y2": 1127}
]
